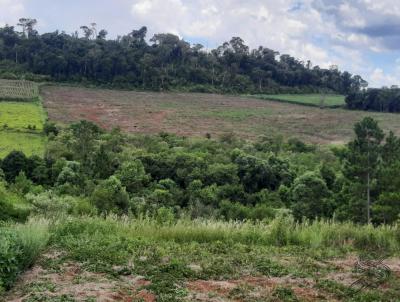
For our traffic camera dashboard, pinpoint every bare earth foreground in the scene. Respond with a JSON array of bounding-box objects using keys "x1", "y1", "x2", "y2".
[
  {"x1": 5, "y1": 251, "x2": 400, "y2": 302},
  {"x1": 42, "y1": 86, "x2": 400, "y2": 144}
]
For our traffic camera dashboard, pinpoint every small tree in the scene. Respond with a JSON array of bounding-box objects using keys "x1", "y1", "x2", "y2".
[
  {"x1": 115, "y1": 160, "x2": 150, "y2": 194},
  {"x1": 290, "y1": 171, "x2": 333, "y2": 220},
  {"x1": 90, "y1": 176, "x2": 129, "y2": 214},
  {"x1": 343, "y1": 117, "x2": 384, "y2": 224},
  {"x1": 1, "y1": 151, "x2": 27, "y2": 182}
]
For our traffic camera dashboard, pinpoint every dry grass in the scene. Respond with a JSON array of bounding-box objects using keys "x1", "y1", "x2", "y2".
[{"x1": 42, "y1": 85, "x2": 400, "y2": 144}]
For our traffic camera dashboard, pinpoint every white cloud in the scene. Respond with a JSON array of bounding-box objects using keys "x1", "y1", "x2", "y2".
[
  {"x1": 369, "y1": 68, "x2": 400, "y2": 87},
  {"x1": 0, "y1": 0, "x2": 24, "y2": 26}
]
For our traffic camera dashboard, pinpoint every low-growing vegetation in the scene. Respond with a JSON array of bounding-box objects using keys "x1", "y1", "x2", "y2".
[
  {"x1": 0, "y1": 131, "x2": 46, "y2": 158},
  {"x1": 0, "y1": 116, "x2": 399, "y2": 300},
  {"x1": 0, "y1": 102, "x2": 45, "y2": 131},
  {"x1": 0, "y1": 81, "x2": 46, "y2": 158}
]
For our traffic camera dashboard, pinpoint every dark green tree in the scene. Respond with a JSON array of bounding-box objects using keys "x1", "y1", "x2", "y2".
[{"x1": 342, "y1": 117, "x2": 384, "y2": 223}]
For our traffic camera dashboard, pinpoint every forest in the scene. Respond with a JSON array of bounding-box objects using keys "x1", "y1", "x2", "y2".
[
  {"x1": 1, "y1": 117, "x2": 399, "y2": 226},
  {"x1": 0, "y1": 20, "x2": 366, "y2": 94},
  {"x1": 346, "y1": 87, "x2": 400, "y2": 113}
]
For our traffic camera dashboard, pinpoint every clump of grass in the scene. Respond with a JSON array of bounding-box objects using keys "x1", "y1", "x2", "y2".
[{"x1": 0, "y1": 218, "x2": 50, "y2": 293}]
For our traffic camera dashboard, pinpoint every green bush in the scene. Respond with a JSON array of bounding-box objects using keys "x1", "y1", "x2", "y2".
[{"x1": 0, "y1": 183, "x2": 30, "y2": 222}]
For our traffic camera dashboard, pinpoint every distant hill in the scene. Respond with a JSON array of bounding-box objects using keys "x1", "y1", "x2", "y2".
[{"x1": 0, "y1": 21, "x2": 366, "y2": 94}]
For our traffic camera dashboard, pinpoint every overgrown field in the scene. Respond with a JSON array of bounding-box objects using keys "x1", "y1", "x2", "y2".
[
  {"x1": 2, "y1": 216, "x2": 400, "y2": 302},
  {"x1": 42, "y1": 86, "x2": 400, "y2": 144},
  {"x1": 251, "y1": 94, "x2": 346, "y2": 107}
]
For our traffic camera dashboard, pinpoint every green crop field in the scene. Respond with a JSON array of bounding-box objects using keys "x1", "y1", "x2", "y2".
[
  {"x1": 251, "y1": 94, "x2": 346, "y2": 107},
  {"x1": 0, "y1": 79, "x2": 39, "y2": 101},
  {"x1": 0, "y1": 131, "x2": 46, "y2": 157},
  {"x1": 0, "y1": 102, "x2": 46, "y2": 131},
  {"x1": 0, "y1": 80, "x2": 46, "y2": 157}
]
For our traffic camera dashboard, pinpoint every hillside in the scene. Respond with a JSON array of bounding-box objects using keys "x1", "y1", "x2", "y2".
[
  {"x1": 42, "y1": 85, "x2": 400, "y2": 144},
  {"x1": 1, "y1": 83, "x2": 400, "y2": 301},
  {"x1": 0, "y1": 24, "x2": 366, "y2": 94}
]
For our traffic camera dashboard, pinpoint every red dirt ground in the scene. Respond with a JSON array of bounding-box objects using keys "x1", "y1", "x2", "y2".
[{"x1": 41, "y1": 85, "x2": 400, "y2": 144}]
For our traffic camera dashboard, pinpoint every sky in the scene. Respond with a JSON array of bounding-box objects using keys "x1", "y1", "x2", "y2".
[{"x1": 1, "y1": 0, "x2": 400, "y2": 88}]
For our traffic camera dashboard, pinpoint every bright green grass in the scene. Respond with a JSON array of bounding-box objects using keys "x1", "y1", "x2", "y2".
[
  {"x1": 252, "y1": 94, "x2": 346, "y2": 107},
  {"x1": 0, "y1": 131, "x2": 46, "y2": 158},
  {"x1": 0, "y1": 102, "x2": 45, "y2": 131}
]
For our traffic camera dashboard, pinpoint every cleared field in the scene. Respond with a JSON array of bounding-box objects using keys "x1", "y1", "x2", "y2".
[
  {"x1": 42, "y1": 86, "x2": 400, "y2": 144},
  {"x1": 0, "y1": 79, "x2": 39, "y2": 100},
  {"x1": 0, "y1": 102, "x2": 45, "y2": 131},
  {"x1": 0, "y1": 131, "x2": 45, "y2": 157},
  {"x1": 251, "y1": 94, "x2": 346, "y2": 107}
]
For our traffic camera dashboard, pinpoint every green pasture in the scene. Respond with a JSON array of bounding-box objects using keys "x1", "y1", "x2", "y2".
[
  {"x1": 0, "y1": 102, "x2": 45, "y2": 131},
  {"x1": 0, "y1": 131, "x2": 46, "y2": 158}
]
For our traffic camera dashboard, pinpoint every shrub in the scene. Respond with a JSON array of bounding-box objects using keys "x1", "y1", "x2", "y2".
[
  {"x1": 43, "y1": 121, "x2": 59, "y2": 136},
  {"x1": 0, "y1": 183, "x2": 30, "y2": 222},
  {"x1": 90, "y1": 176, "x2": 130, "y2": 214}
]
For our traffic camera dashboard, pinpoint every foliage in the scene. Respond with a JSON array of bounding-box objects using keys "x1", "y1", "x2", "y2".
[
  {"x1": 0, "y1": 23, "x2": 365, "y2": 94},
  {"x1": 290, "y1": 171, "x2": 333, "y2": 220},
  {"x1": 346, "y1": 88, "x2": 400, "y2": 112},
  {"x1": 90, "y1": 176, "x2": 130, "y2": 214}
]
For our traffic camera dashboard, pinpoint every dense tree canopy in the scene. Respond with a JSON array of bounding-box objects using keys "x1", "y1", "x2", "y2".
[
  {"x1": 346, "y1": 88, "x2": 400, "y2": 113},
  {"x1": 1, "y1": 116, "x2": 399, "y2": 225},
  {"x1": 0, "y1": 21, "x2": 366, "y2": 94}
]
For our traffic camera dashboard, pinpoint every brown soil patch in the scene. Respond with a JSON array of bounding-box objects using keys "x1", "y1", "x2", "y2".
[
  {"x1": 186, "y1": 276, "x2": 329, "y2": 302},
  {"x1": 4, "y1": 258, "x2": 155, "y2": 302},
  {"x1": 41, "y1": 86, "x2": 400, "y2": 144}
]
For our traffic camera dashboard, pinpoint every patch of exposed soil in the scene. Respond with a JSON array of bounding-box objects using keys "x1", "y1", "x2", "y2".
[
  {"x1": 41, "y1": 86, "x2": 400, "y2": 144},
  {"x1": 4, "y1": 252, "x2": 155, "y2": 302},
  {"x1": 186, "y1": 276, "x2": 331, "y2": 302}
]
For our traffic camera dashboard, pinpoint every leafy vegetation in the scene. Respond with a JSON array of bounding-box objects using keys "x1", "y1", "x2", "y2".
[
  {"x1": 0, "y1": 21, "x2": 366, "y2": 94},
  {"x1": 0, "y1": 115, "x2": 399, "y2": 300},
  {"x1": 346, "y1": 87, "x2": 400, "y2": 113},
  {"x1": 252, "y1": 94, "x2": 346, "y2": 107}
]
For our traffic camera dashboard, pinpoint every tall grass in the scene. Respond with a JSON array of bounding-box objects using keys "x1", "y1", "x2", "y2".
[
  {"x1": 0, "y1": 218, "x2": 50, "y2": 293},
  {"x1": 54, "y1": 215, "x2": 400, "y2": 253}
]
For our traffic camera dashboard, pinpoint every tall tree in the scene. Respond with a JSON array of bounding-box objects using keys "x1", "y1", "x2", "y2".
[{"x1": 343, "y1": 117, "x2": 384, "y2": 223}]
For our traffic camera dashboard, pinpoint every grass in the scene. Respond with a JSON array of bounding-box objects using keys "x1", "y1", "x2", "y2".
[
  {"x1": 0, "y1": 131, "x2": 46, "y2": 158},
  {"x1": 0, "y1": 102, "x2": 45, "y2": 131},
  {"x1": 2, "y1": 216, "x2": 400, "y2": 301},
  {"x1": 0, "y1": 95, "x2": 46, "y2": 158},
  {"x1": 250, "y1": 94, "x2": 346, "y2": 107},
  {"x1": 0, "y1": 218, "x2": 50, "y2": 293}
]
